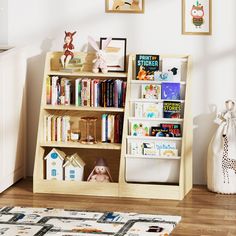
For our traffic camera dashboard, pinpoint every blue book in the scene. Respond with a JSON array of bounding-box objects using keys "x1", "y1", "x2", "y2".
[{"x1": 161, "y1": 82, "x2": 180, "y2": 100}]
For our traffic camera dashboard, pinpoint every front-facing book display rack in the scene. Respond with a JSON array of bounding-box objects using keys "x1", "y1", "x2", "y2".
[{"x1": 33, "y1": 52, "x2": 192, "y2": 200}]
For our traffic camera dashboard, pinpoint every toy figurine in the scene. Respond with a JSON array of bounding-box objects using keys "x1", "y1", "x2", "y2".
[
  {"x1": 87, "y1": 158, "x2": 113, "y2": 182},
  {"x1": 88, "y1": 36, "x2": 112, "y2": 73},
  {"x1": 60, "y1": 31, "x2": 76, "y2": 68}
]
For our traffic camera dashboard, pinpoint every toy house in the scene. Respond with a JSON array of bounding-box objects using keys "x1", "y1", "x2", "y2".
[
  {"x1": 44, "y1": 148, "x2": 66, "y2": 180},
  {"x1": 63, "y1": 153, "x2": 85, "y2": 181}
]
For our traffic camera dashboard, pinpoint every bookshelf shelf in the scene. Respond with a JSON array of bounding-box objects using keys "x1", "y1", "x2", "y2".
[
  {"x1": 128, "y1": 117, "x2": 183, "y2": 122},
  {"x1": 131, "y1": 80, "x2": 186, "y2": 85},
  {"x1": 43, "y1": 105, "x2": 125, "y2": 112},
  {"x1": 48, "y1": 70, "x2": 127, "y2": 78},
  {"x1": 126, "y1": 136, "x2": 182, "y2": 141},
  {"x1": 125, "y1": 154, "x2": 181, "y2": 160},
  {"x1": 130, "y1": 99, "x2": 185, "y2": 103},
  {"x1": 40, "y1": 141, "x2": 121, "y2": 150}
]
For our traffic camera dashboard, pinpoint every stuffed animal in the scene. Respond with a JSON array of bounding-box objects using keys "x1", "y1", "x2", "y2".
[
  {"x1": 87, "y1": 158, "x2": 113, "y2": 182},
  {"x1": 60, "y1": 31, "x2": 76, "y2": 68},
  {"x1": 88, "y1": 36, "x2": 112, "y2": 73}
]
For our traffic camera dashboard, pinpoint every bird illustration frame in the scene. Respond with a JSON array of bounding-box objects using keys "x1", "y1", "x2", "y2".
[
  {"x1": 105, "y1": 0, "x2": 145, "y2": 14},
  {"x1": 182, "y1": 0, "x2": 212, "y2": 35}
]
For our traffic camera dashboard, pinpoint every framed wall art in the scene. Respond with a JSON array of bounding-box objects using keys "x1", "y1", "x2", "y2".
[
  {"x1": 105, "y1": 0, "x2": 145, "y2": 14},
  {"x1": 100, "y1": 38, "x2": 127, "y2": 72},
  {"x1": 182, "y1": 0, "x2": 212, "y2": 35}
]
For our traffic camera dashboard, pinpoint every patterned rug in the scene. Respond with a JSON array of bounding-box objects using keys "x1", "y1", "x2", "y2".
[{"x1": 0, "y1": 206, "x2": 181, "y2": 235}]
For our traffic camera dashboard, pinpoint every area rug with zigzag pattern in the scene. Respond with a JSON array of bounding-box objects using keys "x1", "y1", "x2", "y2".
[{"x1": 0, "y1": 206, "x2": 180, "y2": 235}]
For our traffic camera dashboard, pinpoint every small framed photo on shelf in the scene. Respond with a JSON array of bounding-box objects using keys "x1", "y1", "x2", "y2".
[
  {"x1": 105, "y1": 0, "x2": 145, "y2": 14},
  {"x1": 182, "y1": 0, "x2": 212, "y2": 35},
  {"x1": 100, "y1": 38, "x2": 127, "y2": 72}
]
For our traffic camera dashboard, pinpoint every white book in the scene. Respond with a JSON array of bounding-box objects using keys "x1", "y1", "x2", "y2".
[
  {"x1": 47, "y1": 115, "x2": 52, "y2": 142},
  {"x1": 56, "y1": 116, "x2": 62, "y2": 142},
  {"x1": 162, "y1": 58, "x2": 182, "y2": 82},
  {"x1": 51, "y1": 76, "x2": 59, "y2": 105},
  {"x1": 65, "y1": 80, "x2": 71, "y2": 105},
  {"x1": 43, "y1": 115, "x2": 47, "y2": 142},
  {"x1": 101, "y1": 114, "x2": 107, "y2": 142},
  {"x1": 134, "y1": 102, "x2": 143, "y2": 118},
  {"x1": 160, "y1": 148, "x2": 178, "y2": 157},
  {"x1": 107, "y1": 114, "x2": 112, "y2": 142}
]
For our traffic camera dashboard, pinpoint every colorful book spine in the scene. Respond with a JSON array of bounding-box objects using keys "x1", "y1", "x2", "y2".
[
  {"x1": 101, "y1": 114, "x2": 107, "y2": 142},
  {"x1": 65, "y1": 80, "x2": 71, "y2": 105},
  {"x1": 46, "y1": 76, "x2": 51, "y2": 105},
  {"x1": 51, "y1": 76, "x2": 59, "y2": 105},
  {"x1": 81, "y1": 78, "x2": 91, "y2": 106},
  {"x1": 60, "y1": 78, "x2": 66, "y2": 105},
  {"x1": 75, "y1": 78, "x2": 82, "y2": 106}
]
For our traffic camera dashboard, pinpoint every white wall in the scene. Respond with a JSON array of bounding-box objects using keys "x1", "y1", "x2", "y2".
[
  {"x1": 0, "y1": 0, "x2": 8, "y2": 44},
  {"x1": 7, "y1": 0, "x2": 236, "y2": 184}
]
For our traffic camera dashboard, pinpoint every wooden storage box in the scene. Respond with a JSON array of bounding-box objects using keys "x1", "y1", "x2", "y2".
[{"x1": 125, "y1": 156, "x2": 180, "y2": 183}]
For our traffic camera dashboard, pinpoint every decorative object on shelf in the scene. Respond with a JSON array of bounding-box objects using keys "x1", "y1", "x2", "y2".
[
  {"x1": 87, "y1": 158, "x2": 113, "y2": 182},
  {"x1": 207, "y1": 100, "x2": 236, "y2": 194},
  {"x1": 105, "y1": 0, "x2": 145, "y2": 13},
  {"x1": 60, "y1": 31, "x2": 76, "y2": 68},
  {"x1": 63, "y1": 153, "x2": 85, "y2": 181},
  {"x1": 69, "y1": 129, "x2": 81, "y2": 142},
  {"x1": 182, "y1": 0, "x2": 212, "y2": 35},
  {"x1": 79, "y1": 117, "x2": 98, "y2": 144},
  {"x1": 136, "y1": 54, "x2": 159, "y2": 80},
  {"x1": 44, "y1": 148, "x2": 66, "y2": 180},
  {"x1": 88, "y1": 36, "x2": 112, "y2": 73},
  {"x1": 100, "y1": 38, "x2": 127, "y2": 72}
]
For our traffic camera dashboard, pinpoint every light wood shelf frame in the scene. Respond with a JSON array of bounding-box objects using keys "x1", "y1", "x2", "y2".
[{"x1": 33, "y1": 52, "x2": 192, "y2": 200}]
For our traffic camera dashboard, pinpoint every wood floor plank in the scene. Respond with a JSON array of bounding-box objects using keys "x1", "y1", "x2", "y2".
[{"x1": 0, "y1": 178, "x2": 235, "y2": 235}]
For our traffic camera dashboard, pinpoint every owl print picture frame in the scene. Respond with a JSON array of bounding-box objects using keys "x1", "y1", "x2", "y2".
[{"x1": 182, "y1": 0, "x2": 212, "y2": 35}]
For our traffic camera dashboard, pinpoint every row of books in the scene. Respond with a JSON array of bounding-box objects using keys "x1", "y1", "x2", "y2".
[
  {"x1": 44, "y1": 115, "x2": 71, "y2": 142},
  {"x1": 129, "y1": 140, "x2": 178, "y2": 157},
  {"x1": 141, "y1": 83, "x2": 181, "y2": 100},
  {"x1": 46, "y1": 76, "x2": 127, "y2": 108},
  {"x1": 134, "y1": 101, "x2": 182, "y2": 119},
  {"x1": 101, "y1": 114, "x2": 123, "y2": 143},
  {"x1": 130, "y1": 122, "x2": 181, "y2": 138},
  {"x1": 136, "y1": 54, "x2": 182, "y2": 82}
]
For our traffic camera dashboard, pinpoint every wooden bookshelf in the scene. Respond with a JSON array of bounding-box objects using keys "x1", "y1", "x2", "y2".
[
  {"x1": 33, "y1": 51, "x2": 128, "y2": 197},
  {"x1": 34, "y1": 52, "x2": 192, "y2": 200}
]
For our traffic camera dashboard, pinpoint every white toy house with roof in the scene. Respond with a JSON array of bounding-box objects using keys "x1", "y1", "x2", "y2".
[
  {"x1": 63, "y1": 153, "x2": 85, "y2": 181},
  {"x1": 44, "y1": 148, "x2": 66, "y2": 180}
]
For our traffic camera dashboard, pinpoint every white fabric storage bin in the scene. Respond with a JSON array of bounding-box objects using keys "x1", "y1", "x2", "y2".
[{"x1": 125, "y1": 157, "x2": 180, "y2": 183}]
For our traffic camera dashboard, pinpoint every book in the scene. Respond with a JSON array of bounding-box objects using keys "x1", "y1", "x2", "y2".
[
  {"x1": 65, "y1": 79, "x2": 72, "y2": 105},
  {"x1": 161, "y1": 82, "x2": 181, "y2": 100},
  {"x1": 162, "y1": 58, "x2": 182, "y2": 82},
  {"x1": 142, "y1": 102, "x2": 163, "y2": 118},
  {"x1": 155, "y1": 142, "x2": 176, "y2": 151},
  {"x1": 163, "y1": 101, "x2": 182, "y2": 118},
  {"x1": 142, "y1": 142, "x2": 157, "y2": 156},
  {"x1": 136, "y1": 54, "x2": 159, "y2": 80},
  {"x1": 56, "y1": 116, "x2": 62, "y2": 142},
  {"x1": 60, "y1": 78, "x2": 66, "y2": 105},
  {"x1": 101, "y1": 114, "x2": 108, "y2": 142},
  {"x1": 141, "y1": 84, "x2": 161, "y2": 100},
  {"x1": 150, "y1": 126, "x2": 172, "y2": 137},
  {"x1": 46, "y1": 76, "x2": 51, "y2": 104},
  {"x1": 160, "y1": 123, "x2": 181, "y2": 137},
  {"x1": 160, "y1": 149, "x2": 178, "y2": 157},
  {"x1": 122, "y1": 81, "x2": 127, "y2": 107},
  {"x1": 75, "y1": 78, "x2": 82, "y2": 106},
  {"x1": 81, "y1": 78, "x2": 91, "y2": 106},
  {"x1": 51, "y1": 76, "x2": 59, "y2": 105},
  {"x1": 130, "y1": 122, "x2": 149, "y2": 136},
  {"x1": 134, "y1": 102, "x2": 143, "y2": 118},
  {"x1": 130, "y1": 141, "x2": 142, "y2": 155}
]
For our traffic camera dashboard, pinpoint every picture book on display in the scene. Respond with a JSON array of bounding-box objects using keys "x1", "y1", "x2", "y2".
[
  {"x1": 163, "y1": 101, "x2": 182, "y2": 118},
  {"x1": 134, "y1": 102, "x2": 163, "y2": 118},
  {"x1": 162, "y1": 58, "x2": 182, "y2": 82},
  {"x1": 136, "y1": 54, "x2": 159, "y2": 80},
  {"x1": 150, "y1": 123, "x2": 181, "y2": 137},
  {"x1": 161, "y1": 82, "x2": 181, "y2": 100},
  {"x1": 130, "y1": 121, "x2": 149, "y2": 137},
  {"x1": 129, "y1": 140, "x2": 179, "y2": 157},
  {"x1": 141, "y1": 84, "x2": 161, "y2": 100}
]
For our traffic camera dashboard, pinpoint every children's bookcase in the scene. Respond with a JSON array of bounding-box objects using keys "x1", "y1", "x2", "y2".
[{"x1": 33, "y1": 52, "x2": 192, "y2": 200}]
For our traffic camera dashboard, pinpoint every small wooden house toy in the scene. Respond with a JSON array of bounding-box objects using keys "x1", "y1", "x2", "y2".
[
  {"x1": 63, "y1": 153, "x2": 85, "y2": 181},
  {"x1": 44, "y1": 148, "x2": 66, "y2": 180}
]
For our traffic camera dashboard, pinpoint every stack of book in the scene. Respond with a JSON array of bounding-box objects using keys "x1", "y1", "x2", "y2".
[
  {"x1": 101, "y1": 114, "x2": 123, "y2": 143},
  {"x1": 44, "y1": 115, "x2": 71, "y2": 142},
  {"x1": 76, "y1": 78, "x2": 127, "y2": 108},
  {"x1": 46, "y1": 76, "x2": 127, "y2": 108}
]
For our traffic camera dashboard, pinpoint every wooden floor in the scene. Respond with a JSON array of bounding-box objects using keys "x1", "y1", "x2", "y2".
[{"x1": 0, "y1": 179, "x2": 236, "y2": 236}]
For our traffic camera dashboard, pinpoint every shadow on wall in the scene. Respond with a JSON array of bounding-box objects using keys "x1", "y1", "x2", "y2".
[
  {"x1": 193, "y1": 104, "x2": 218, "y2": 184},
  {"x1": 26, "y1": 38, "x2": 53, "y2": 176}
]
